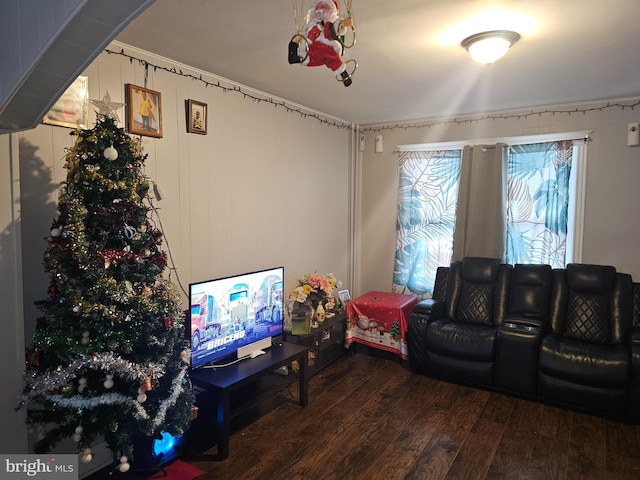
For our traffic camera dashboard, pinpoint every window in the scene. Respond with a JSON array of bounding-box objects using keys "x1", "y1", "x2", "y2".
[
  {"x1": 392, "y1": 150, "x2": 462, "y2": 295},
  {"x1": 506, "y1": 141, "x2": 573, "y2": 267},
  {"x1": 394, "y1": 133, "x2": 588, "y2": 296}
]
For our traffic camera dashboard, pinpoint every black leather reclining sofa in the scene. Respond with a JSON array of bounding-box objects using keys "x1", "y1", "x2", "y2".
[{"x1": 407, "y1": 256, "x2": 640, "y2": 422}]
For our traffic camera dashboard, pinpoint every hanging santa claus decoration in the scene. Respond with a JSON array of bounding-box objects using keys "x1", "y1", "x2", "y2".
[{"x1": 288, "y1": 0, "x2": 357, "y2": 86}]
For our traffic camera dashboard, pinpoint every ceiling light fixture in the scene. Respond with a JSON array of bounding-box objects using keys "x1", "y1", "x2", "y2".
[{"x1": 461, "y1": 30, "x2": 520, "y2": 65}]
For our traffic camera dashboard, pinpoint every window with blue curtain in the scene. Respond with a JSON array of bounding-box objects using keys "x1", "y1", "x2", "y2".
[
  {"x1": 394, "y1": 135, "x2": 585, "y2": 296},
  {"x1": 392, "y1": 150, "x2": 462, "y2": 296},
  {"x1": 506, "y1": 140, "x2": 573, "y2": 267}
]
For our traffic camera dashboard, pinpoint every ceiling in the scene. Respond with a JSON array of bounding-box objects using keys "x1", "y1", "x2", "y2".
[{"x1": 115, "y1": 0, "x2": 640, "y2": 126}]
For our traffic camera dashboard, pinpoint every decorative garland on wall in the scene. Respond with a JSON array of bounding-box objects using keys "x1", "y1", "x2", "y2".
[
  {"x1": 361, "y1": 99, "x2": 640, "y2": 133},
  {"x1": 104, "y1": 48, "x2": 352, "y2": 130}
]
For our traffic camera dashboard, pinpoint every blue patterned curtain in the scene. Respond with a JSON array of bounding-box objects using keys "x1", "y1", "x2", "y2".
[
  {"x1": 393, "y1": 150, "x2": 462, "y2": 296},
  {"x1": 506, "y1": 141, "x2": 573, "y2": 267}
]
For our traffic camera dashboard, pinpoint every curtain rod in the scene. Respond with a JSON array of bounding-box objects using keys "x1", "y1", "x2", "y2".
[{"x1": 397, "y1": 130, "x2": 592, "y2": 152}]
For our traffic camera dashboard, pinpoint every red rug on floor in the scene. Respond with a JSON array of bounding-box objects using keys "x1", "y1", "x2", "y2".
[{"x1": 146, "y1": 460, "x2": 203, "y2": 480}]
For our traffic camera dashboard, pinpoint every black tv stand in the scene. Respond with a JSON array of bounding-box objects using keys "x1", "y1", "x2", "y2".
[{"x1": 189, "y1": 342, "x2": 308, "y2": 460}]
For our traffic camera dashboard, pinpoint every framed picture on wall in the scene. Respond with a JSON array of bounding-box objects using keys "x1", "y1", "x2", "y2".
[
  {"x1": 43, "y1": 76, "x2": 89, "y2": 129},
  {"x1": 186, "y1": 99, "x2": 207, "y2": 134},
  {"x1": 126, "y1": 84, "x2": 163, "y2": 138}
]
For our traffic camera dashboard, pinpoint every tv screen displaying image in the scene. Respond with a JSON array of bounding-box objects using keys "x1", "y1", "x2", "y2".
[{"x1": 188, "y1": 266, "x2": 284, "y2": 369}]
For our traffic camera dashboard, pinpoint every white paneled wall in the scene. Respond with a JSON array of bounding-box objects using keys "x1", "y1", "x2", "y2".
[
  {"x1": 18, "y1": 42, "x2": 352, "y2": 344},
  {"x1": 6, "y1": 42, "x2": 353, "y2": 468}
]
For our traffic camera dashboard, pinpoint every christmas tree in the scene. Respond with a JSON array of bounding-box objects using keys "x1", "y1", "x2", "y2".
[
  {"x1": 389, "y1": 320, "x2": 400, "y2": 340},
  {"x1": 21, "y1": 115, "x2": 194, "y2": 471}
]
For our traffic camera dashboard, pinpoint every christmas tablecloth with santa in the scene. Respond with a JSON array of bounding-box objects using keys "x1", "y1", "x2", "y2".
[{"x1": 345, "y1": 290, "x2": 419, "y2": 359}]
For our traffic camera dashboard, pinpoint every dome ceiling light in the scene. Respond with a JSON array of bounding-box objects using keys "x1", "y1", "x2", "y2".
[{"x1": 461, "y1": 30, "x2": 520, "y2": 65}]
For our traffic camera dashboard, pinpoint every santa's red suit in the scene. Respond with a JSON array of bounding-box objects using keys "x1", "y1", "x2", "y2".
[
  {"x1": 288, "y1": 0, "x2": 353, "y2": 86},
  {"x1": 303, "y1": 0, "x2": 345, "y2": 74},
  {"x1": 302, "y1": 0, "x2": 348, "y2": 75}
]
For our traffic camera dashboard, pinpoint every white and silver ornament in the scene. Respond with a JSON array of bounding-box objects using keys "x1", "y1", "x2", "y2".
[
  {"x1": 103, "y1": 374, "x2": 114, "y2": 389},
  {"x1": 103, "y1": 145, "x2": 118, "y2": 161}
]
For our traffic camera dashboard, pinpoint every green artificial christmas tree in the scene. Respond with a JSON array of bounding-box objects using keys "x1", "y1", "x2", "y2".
[{"x1": 20, "y1": 115, "x2": 194, "y2": 472}]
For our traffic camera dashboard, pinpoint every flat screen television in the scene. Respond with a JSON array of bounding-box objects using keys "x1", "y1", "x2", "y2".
[{"x1": 188, "y1": 266, "x2": 284, "y2": 369}]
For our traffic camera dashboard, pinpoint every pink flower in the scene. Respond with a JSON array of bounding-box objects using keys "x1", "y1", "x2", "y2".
[{"x1": 290, "y1": 272, "x2": 341, "y2": 307}]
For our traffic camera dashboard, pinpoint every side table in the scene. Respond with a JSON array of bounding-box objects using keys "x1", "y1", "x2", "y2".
[
  {"x1": 345, "y1": 291, "x2": 419, "y2": 359},
  {"x1": 283, "y1": 312, "x2": 347, "y2": 377}
]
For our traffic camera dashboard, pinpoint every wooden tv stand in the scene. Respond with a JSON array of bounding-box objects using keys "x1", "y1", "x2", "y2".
[{"x1": 189, "y1": 342, "x2": 309, "y2": 460}]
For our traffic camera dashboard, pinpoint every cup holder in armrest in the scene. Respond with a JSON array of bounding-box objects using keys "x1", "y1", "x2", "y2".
[
  {"x1": 502, "y1": 315, "x2": 546, "y2": 330},
  {"x1": 501, "y1": 322, "x2": 539, "y2": 333}
]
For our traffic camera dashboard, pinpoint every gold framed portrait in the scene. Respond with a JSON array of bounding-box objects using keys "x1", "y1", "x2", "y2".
[
  {"x1": 186, "y1": 99, "x2": 207, "y2": 135},
  {"x1": 126, "y1": 84, "x2": 163, "y2": 138}
]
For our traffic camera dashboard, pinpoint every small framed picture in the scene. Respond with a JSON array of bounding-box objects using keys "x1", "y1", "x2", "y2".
[
  {"x1": 126, "y1": 84, "x2": 162, "y2": 138},
  {"x1": 186, "y1": 99, "x2": 207, "y2": 134},
  {"x1": 338, "y1": 289, "x2": 351, "y2": 303},
  {"x1": 43, "y1": 76, "x2": 89, "y2": 129}
]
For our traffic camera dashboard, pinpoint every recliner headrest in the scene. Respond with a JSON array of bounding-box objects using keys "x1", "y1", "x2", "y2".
[
  {"x1": 508, "y1": 264, "x2": 552, "y2": 317},
  {"x1": 566, "y1": 263, "x2": 616, "y2": 294},
  {"x1": 513, "y1": 263, "x2": 552, "y2": 286},
  {"x1": 461, "y1": 257, "x2": 501, "y2": 283}
]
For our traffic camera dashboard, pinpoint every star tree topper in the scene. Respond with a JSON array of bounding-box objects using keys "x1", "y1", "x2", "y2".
[{"x1": 90, "y1": 90, "x2": 124, "y2": 123}]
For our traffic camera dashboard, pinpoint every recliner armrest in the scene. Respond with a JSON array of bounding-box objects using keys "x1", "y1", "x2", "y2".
[
  {"x1": 502, "y1": 314, "x2": 546, "y2": 330},
  {"x1": 411, "y1": 299, "x2": 445, "y2": 320}
]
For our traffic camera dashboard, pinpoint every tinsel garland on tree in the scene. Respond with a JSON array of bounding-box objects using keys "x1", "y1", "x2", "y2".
[{"x1": 20, "y1": 116, "x2": 194, "y2": 470}]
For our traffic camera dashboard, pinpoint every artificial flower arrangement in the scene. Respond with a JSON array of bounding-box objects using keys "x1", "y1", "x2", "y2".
[{"x1": 291, "y1": 272, "x2": 342, "y2": 307}]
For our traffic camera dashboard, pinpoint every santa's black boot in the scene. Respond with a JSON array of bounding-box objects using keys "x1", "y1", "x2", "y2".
[
  {"x1": 340, "y1": 70, "x2": 352, "y2": 87},
  {"x1": 288, "y1": 41, "x2": 302, "y2": 64}
]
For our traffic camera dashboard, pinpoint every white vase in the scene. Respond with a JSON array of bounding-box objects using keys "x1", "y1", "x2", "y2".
[{"x1": 315, "y1": 303, "x2": 325, "y2": 324}]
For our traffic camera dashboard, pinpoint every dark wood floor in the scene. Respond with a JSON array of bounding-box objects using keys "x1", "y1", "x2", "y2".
[
  {"x1": 92, "y1": 352, "x2": 640, "y2": 479},
  {"x1": 181, "y1": 352, "x2": 640, "y2": 480}
]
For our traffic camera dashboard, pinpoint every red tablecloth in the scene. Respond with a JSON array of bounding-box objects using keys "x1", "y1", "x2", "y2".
[{"x1": 345, "y1": 290, "x2": 419, "y2": 359}]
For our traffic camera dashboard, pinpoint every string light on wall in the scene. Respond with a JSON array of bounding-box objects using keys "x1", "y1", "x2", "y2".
[
  {"x1": 361, "y1": 100, "x2": 640, "y2": 133},
  {"x1": 104, "y1": 48, "x2": 352, "y2": 130},
  {"x1": 461, "y1": 30, "x2": 520, "y2": 65}
]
